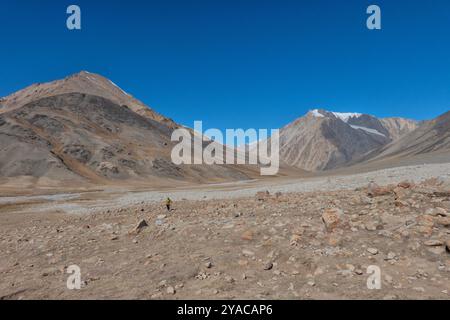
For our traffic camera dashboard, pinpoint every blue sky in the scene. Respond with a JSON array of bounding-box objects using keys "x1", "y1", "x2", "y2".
[{"x1": 1, "y1": 0, "x2": 450, "y2": 133}]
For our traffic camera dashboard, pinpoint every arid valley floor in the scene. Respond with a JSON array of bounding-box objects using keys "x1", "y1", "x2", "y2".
[{"x1": 1, "y1": 163, "x2": 450, "y2": 300}]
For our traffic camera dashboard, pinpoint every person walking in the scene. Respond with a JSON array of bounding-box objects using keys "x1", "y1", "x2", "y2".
[{"x1": 165, "y1": 197, "x2": 172, "y2": 211}]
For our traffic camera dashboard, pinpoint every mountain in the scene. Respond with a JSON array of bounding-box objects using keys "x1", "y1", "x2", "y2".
[
  {"x1": 0, "y1": 72, "x2": 259, "y2": 186},
  {"x1": 361, "y1": 110, "x2": 450, "y2": 165},
  {"x1": 379, "y1": 117, "x2": 422, "y2": 141},
  {"x1": 0, "y1": 71, "x2": 177, "y2": 129},
  {"x1": 278, "y1": 109, "x2": 419, "y2": 171}
]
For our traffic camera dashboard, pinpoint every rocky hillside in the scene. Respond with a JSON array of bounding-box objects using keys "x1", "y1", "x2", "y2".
[
  {"x1": 0, "y1": 71, "x2": 176, "y2": 129},
  {"x1": 278, "y1": 109, "x2": 418, "y2": 171},
  {"x1": 364, "y1": 111, "x2": 450, "y2": 163},
  {"x1": 0, "y1": 73, "x2": 259, "y2": 185},
  {"x1": 380, "y1": 117, "x2": 421, "y2": 141}
]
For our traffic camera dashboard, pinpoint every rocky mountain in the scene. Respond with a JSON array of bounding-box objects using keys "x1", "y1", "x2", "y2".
[
  {"x1": 0, "y1": 72, "x2": 258, "y2": 186},
  {"x1": 362, "y1": 110, "x2": 450, "y2": 164},
  {"x1": 0, "y1": 71, "x2": 177, "y2": 129},
  {"x1": 380, "y1": 117, "x2": 421, "y2": 141},
  {"x1": 278, "y1": 109, "x2": 419, "y2": 171}
]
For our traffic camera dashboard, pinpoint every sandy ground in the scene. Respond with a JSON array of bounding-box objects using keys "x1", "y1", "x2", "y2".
[{"x1": 1, "y1": 163, "x2": 450, "y2": 300}]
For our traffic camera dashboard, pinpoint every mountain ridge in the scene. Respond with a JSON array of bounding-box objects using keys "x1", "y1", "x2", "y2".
[{"x1": 276, "y1": 108, "x2": 420, "y2": 171}]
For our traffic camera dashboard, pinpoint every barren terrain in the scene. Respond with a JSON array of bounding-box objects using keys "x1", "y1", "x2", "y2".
[{"x1": 1, "y1": 163, "x2": 450, "y2": 300}]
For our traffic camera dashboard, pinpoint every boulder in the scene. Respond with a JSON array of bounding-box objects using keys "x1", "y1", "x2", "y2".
[
  {"x1": 129, "y1": 219, "x2": 149, "y2": 235},
  {"x1": 322, "y1": 208, "x2": 344, "y2": 232}
]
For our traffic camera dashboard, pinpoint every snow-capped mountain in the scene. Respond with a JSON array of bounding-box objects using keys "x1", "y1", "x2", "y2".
[{"x1": 277, "y1": 109, "x2": 419, "y2": 171}]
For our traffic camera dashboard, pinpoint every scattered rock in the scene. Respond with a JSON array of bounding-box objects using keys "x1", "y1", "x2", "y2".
[
  {"x1": 394, "y1": 200, "x2": 408, "y2": 208},
  {"x1": 263, "y1": 262, "x2": 273, "y2": 271},
  {"x1": 290, "y1": 234, "x2": 302, "y2": 246},
  {"x1": 367, "y1": 248, "x2": 379, "y2": 255},
  {"x1": 322, "y1": 208, "x2": 344, "y2": 232},
  {"x1": 166, "y1": 286, "x2": 176, "y2": 295},
  {"x1": 242, "y1": 249, "x2": 255, "y2": 257},
  {"x1": 424, "y1": 240, "x2": 444, "y2": 247},
  {"x1": 256, "y1": 191, "x2": 270, "y2": 201},
  {"x1": 368, "y1": 183, "x2": 392, "y2": 197},
  {"x1": 385, "y1": 252, "x2": 397, "y2": 261},
  {"x1": 129, "y1": 219, "x2": 148, "y2": 235},
  {"x1": 416, "y1": 215, "x2": 435, "y2": 236},
  {"x1": 436, "y1": 217, "x2": 450, "y2": 227},
  {"x1": 398, "y1": 181, "x2": 413, "y2": 189},
  {"x1": 241, "y1": 230, "x2": 254, "y2": 241}
]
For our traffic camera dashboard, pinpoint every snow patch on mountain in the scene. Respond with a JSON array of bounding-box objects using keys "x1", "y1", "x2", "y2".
[
  {"x1": 309, "y1": 109, "x2": 325, "y2": 118},
  {"x1": 308, "y1": 109, "x2": 363, "y2": 122},
  {"x1": 332, "y1": 112, "x2": 362, "y2": 122},
  {"x1": 350, "y1": 125, "x2": 386, "y2": 137},
  {"x1": 108, "y1": 80, "x2": 131, "y2": 97}
]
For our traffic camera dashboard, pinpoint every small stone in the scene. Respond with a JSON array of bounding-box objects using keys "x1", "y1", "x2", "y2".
[
  {"x1": 129, "y1": 219, "x2": 148, "y2": 235},
  {"x1": 367, "y1": 248, "x2": 379, "y2": 255},
  {"x1": 307, "y1": 281, "x2": 316, "y2": 287},
  {"x1": 385, "y1": 252, "x2": 397, "y2": 260},
  {"x1": 241, "y1": 230, "x2": 254, "y2": 241},
  {"x1": 166, "y1": 286, "x2": 176, "y2": 295},
  {"x1": 436, "y1": 217, "x2": 450, "y2": 227},
  {"x1": 365, "y1": 222, "x2": 378, "y2": 231},
  {"x1": 385, "y1": 274, "x2": 394, "y2": 284},
  {"x1": 435, "y1": 207, "x2": 449, "y2": 217},
  {"x1": 263, "y1": 262, "x2": 274, "y2": 271},
  {"x1": 205, "y1": 261, "x2": 213, "y2": 269},
  {"x1": 256, "y1": 191, "x2": 270, "y2": 201},
  {"x1": 242, "y1": 249, "x2": 255, "y2": 257},
  {"x1": 398, "y1": 181, "x2": 412, "y2": 189},
  {"x1": 394, "y1": 200, "x2": 408, "y2": 208},
  {"x1": 355, "y1": 269, "x2": 364, "y2": 275},
  {"x1": 424, "y1": 239, "x2": 444, "y2": 247},
  {"x1": 346, "y1": 264, "x2": 355, "y2": 272},
  {"x1": 428, "y1": 246, "x2": 445, "y2": 255},
  {"x1": 175, "y1": 283, "x2": 184, "y2": 289},
  {"x1": 368, "y1": 183, "x2": 392, "y2": 197},
  {"x1": 158, "y1": 280, "x2": 167, "y2": 287},
  {"x1": 290, "y1": 234, "x2": 302, "y2": 246}
]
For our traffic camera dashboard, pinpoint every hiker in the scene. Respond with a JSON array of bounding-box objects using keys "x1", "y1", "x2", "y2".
[{"x1": 165, "y1": 197, "x2": 172, "y2": 211}]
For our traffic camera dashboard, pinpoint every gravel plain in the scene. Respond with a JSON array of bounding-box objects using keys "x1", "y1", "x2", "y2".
[{"x1": 3, "y1": 162, "x2": 449, "y2": 215}]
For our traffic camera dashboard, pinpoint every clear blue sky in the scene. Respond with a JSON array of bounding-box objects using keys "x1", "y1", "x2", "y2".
[{"x1": 1, "y1": 0, "x2": 449, "y2": 133}]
